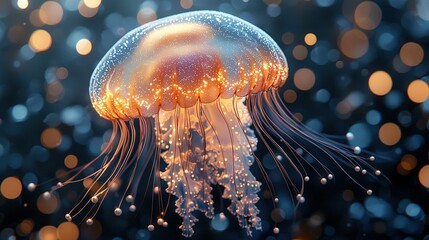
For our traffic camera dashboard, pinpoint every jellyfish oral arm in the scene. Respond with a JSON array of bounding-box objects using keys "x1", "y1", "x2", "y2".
[{"x1": 159, "y1": 97, "x2": 261, "y2": 237}]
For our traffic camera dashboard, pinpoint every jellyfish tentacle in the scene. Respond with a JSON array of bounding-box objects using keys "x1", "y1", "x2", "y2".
[
  {"x1": 160, "y1": 107, "x2": 198, "y2": 237},
  {"x1": 268, "y1": 89, "x2": 377, "y2": 173},
  {"x1": 249, "y1": 89, "x2": 377, "y2": 196},
  {"x1": 214, "y1": 98, "x2": 262, "y2": 235},
  {"x1": 232, "y1": 96, "x2": 278, "y2": 205},
  {"x1": 248, "y1": 95, "x2": 304, "y2": 202}
]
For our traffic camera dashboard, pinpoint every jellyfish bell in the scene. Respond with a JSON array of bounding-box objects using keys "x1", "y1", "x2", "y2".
[
  {"x1": 90, "y1": 12, "x2": 287, "y2": 119},
  {"x1": 38, "y1": 11, "x2": 380, "y2": 237}
]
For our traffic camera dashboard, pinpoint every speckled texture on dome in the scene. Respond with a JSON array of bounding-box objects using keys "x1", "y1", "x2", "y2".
[{"x1": 89, "y1": 11, "x2": 288, "y2": 120}]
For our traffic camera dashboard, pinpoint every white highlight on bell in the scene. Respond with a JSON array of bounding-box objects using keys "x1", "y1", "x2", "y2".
[{"x1": 27, "y1": 183, "x2": 36, "y2": 192}]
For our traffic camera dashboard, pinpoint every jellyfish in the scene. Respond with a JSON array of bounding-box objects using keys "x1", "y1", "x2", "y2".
[{"x1": 31, "y1": 11, "x2": 381, "y2": 237}]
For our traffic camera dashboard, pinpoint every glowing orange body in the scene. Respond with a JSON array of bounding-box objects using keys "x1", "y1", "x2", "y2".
[{"x1": 90, "y1": 12, "x2": 288, "y2": 119}]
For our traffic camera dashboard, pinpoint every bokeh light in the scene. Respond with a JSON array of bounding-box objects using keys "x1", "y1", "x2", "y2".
[
  {"x1": 64, "y1": 154, "x2": 78, "y2": 169},
  {"x1": 39, "y1": 1, "x2": 64, "y2": 26},
  {"x1": 41, "y1": 128, "x2": 62, "y2": 149},
  {"x1": 399, "y1": 42, "x2": 424, "y2": 67},
  {"x1": 354, "y1": 1, "x2": 382, "y2": 30},
  {"x1": 75, "y1": 38, "x2": 92, "y2": 55},
  {"x1": 1, "y1": 177, "x2": 22, "y2": 199},
  {"x1": 339, "y1": 29, "x2": 368, "y2": 59},
  {"x1": 368, "y1": 71, "x2": 393, "y2": 96},
  {"x1": 57, "y1": 222, "x2": 79, "y2": 240},
  {"x1": 418, "y1": 165, "x2": 429, "y2": 188},
  {"x1": 37, "y1": 193, "x2": 60, "y2": 214},
  {"x1": 293, "y1": 68, "x2": 316, "y2": 91},
  {"x1": 29, "y1": 29, "x2": 52, "y2": 52},
  {"x1": 83, "y1": 0, "x2": 102, "y2": 9},
  {"x1": 16, "y1": 0, "x2": 28, "y2": 10},
  {"x1": 304, "y1": 33, "x2": 317, "y2": 46},
  {"x1": 39, "y1": 226, "x2": 57, "y2": 240},
  {"x1": 16, "y1": 219, "x2": 34, "y2": 236},
  {"x1": 407, "y1": 79, "x2": 429, "y2": 103},
  {"x1": 292, "y1": 45, "x2": 308, "y2": 60},
  {"x1": 378, "y1": 122, "x2": 401, "y2": 146}
]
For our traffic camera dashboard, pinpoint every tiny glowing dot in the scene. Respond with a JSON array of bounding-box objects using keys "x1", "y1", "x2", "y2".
[
  {"x1": 148, "y1": 224, "x2": 155, "y2": 231},
  {"x1": 418, "y1": 165, "x2": 429, "y2": 188},
  {"x1": 378, "y1": 122, "x2": 401, "y2": 146},
  {"x1": 29, "y1": 29, "x2": 52, "y2": 52},
  {"x1": 304, "y1": 33, "x2": 317, "y2": 46},
  {"x1": 407, "y1": 79, "x2": 429, "y2": 103},
  {"x1": 41, "y1": 128, "x2": 62, "y2": 149},
  {"x1": 368, "y1": 71, "x2": 393, "y2": 96},
  {"x1": 86, "y1": 218, "x2": 93, "y2": 225},
  {"x1": 293, "y1": 68, "x2": 316, "y2": 91},
  {"x1": 1, "y1": 177, "x2": 22, "y2": 199},
  {"x1": 114, "y1": 208, "x2": 122, "y2": 216},
  {"x1": 400, "y1": 42, "x2": 424, "y2": 67},
  {"x1": 273, "y1": 227, "x2": 280, "y2": 234},
  {"x1": 76, "y1": 39, "x2": 92, "y2": 55}
]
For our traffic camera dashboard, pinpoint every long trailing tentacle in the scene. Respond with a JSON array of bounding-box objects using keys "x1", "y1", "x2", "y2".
[{"x1": 246, "y1": 88, "x2": 382, "y2": 205}]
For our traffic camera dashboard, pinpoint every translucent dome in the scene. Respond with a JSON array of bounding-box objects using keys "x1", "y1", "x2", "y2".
[{"x1": 90, "y1": 11, "x2": 288, "y2": 119}]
